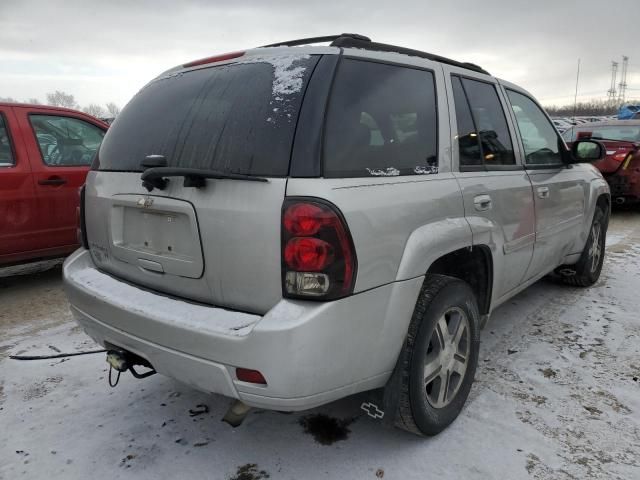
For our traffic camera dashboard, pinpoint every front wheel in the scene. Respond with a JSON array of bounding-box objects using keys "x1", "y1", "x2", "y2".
[
  {"x1": 556, "y1": 205, "x2": 608, "y2": 287},
  {"x1": 393, "y1": 274, "x2": 480, "y2": 436}
]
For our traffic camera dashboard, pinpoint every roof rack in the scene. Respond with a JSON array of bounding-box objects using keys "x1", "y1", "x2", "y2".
[{"x1": 260, "y1": 33, "x2": 489, "y2": 76}]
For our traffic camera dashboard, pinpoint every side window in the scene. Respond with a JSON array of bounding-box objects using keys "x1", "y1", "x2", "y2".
[
  {"x1": 324, "y1": 59, "x2": 438, "y2": 177},
  {"x1": 561, "y1": 127, "x2": 575, "y2": 143},
  {"x1": 29, "y1": 115, "x2": 105, "y2": 166},
  {"x1": 452, "y1": 76, "x2": 516, "y2": 167},
  {"x1": 506, "y1": 90, "x2": 561, "y2": 165},
  {"x1": 0, "y1": 114, "x2": 15, "y2": 167}
]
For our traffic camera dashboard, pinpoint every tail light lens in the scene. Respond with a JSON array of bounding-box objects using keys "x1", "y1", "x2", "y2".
[
  {"x1": 76, "y1": 185, "x2": 89, "y2": 249},
  {"x1": 282, "y1": 198, "x2": 357, "y2": 300}
]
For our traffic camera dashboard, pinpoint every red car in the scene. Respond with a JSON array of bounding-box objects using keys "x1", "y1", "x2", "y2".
[
  {"x1": 563, "y1": 120, "x2": 640, "y2": 206},
  {"x1": 0, "y1": 103, "x2": 108, "y2": 266}
]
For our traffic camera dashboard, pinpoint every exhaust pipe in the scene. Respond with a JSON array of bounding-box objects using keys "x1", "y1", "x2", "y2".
[{"x1": 615, "y1": 197, "x2": 626, "y2": 205}]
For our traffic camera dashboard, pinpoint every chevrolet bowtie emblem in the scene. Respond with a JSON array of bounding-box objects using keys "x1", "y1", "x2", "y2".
[{"x1": 137, "y1": 197, "x2": 154, "y2": 208}]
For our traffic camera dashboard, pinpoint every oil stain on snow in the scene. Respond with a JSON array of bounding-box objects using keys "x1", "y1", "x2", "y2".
[{"x1": 299, "y1": 413, "x2": 356, "y2": 445}]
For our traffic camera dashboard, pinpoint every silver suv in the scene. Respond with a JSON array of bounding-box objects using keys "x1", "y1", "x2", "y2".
[{"x1": 63, "y1": 34, "x2": 610, "y2": 436}]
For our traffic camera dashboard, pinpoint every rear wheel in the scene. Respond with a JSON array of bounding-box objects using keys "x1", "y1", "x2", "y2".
[
  {"x1": 556, "y1": 205, "x2": 608, "y2": 287},
  {"x1": 393, "y1": 274, "x2": 480, "y2": 436}
]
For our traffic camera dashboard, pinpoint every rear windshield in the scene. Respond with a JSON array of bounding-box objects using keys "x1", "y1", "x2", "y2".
[
  {"x1": 97, "y1": 55, "x2": 319, "y2": 175},
  {"x1": 563, "y1": 125, "x2": 640, "y2": 143},
  {"x1": 323, "y1": 58, "x2": 438, "y2": 178}
]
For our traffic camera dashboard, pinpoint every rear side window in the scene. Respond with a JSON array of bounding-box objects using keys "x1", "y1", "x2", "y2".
[
  {"x1": 30, "y1": 115, "x2": 105, "y2": 166},
  {"x1": 0, "y1": 114, "x2": 14, "y2": 167},
  {"x1": 97, "y1": 56, "x2": 318, "y2": 176},
  {"x1": 451, "y1": 76, "x2": 515, "y2": 168},
  {"x1": 323, "y1": 59, "x2": 438, "y2": 178}
]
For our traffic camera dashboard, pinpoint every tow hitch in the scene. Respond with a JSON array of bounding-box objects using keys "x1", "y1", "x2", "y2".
[{"x1": 106, "y1": 349, "x2": 157, "y2": 387}]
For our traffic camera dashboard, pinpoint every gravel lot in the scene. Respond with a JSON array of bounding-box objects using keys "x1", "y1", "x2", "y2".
[{"x1": 1, "y1": 212, "x2": 639, "y2": 480}]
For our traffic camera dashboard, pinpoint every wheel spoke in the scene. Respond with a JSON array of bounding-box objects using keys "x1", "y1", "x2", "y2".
[
  {"x1": 424, "y1": 359, "x2": 442, "y2": 385},
  {"x1": 452, "y1": 357, "x2": 467, "y2": 377},
  {"x1": 436, "y1": 371, "x2": 449, "y2": 406},
  {"x1": 451, "y1": 317, "x2": 466, "y2": 347},
  {"x1": 435, "y1": 316, "x2": 450, "y2": 348}
]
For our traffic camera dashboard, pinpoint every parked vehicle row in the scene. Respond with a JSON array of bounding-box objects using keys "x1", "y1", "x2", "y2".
[
  {"x1": 563, "y1": 120, "x2": 640, "y2": 205},
  {"x1": 0, "y1": 103, "x2": 108, "y2": 266},
  {"x1": 62, "y1": 33, "x2": 610, "y2": 436}
]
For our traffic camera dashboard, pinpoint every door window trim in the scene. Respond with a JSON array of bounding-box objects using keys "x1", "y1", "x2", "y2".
[
  {"x1": 27, "y1": 112, "x2": 106, "y2": 167},
  {"x1": 0, "y1": 111, "x2": 17, "y2": 168},
  {"x1": 450, "y1": 74, "x2": 522, "y2": 173},
  {"x1": 503, "y1": 87, "x2": 566, "y2": 170}
]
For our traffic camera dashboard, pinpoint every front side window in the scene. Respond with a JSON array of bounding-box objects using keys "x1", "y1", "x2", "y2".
[
  {"x1": 506, "y1": 90, "x2": 562, "y2": 165},
  {"x1": 29, "y1": 115, "x2": 105, "y2": 166},
  {"x1": 451, "y1": 76, "x2": 515, "y2": 168},
  {"x1": 323, "y1": 59, "x2": 438, "y2": 177},
  {"x1": 0, "y1": 114, "x2": 15, "y2": 167}
]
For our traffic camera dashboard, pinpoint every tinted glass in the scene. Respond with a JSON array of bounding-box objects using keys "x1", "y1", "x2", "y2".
[
  {"x1": 30, "y1": 115, "x2": 105, "y2": 166},
  {"x1": 324, "y1": 59, "x2": 438, "y2": 177},
  {"x1": 0, "y1": 114, "x2": 14, "y2": 167},
  {"x1": 459, "y1": 77, "x2": 515, "y2": 166},
  {"x1": 451, "y1": 76, "x2": 482, "y2": 166},
  {"x1": 98, "y1": 56, "x2": 318, "y2": 175},
  {"x1": 507, "y1": 90, "x2": 561, "y2": 165}
]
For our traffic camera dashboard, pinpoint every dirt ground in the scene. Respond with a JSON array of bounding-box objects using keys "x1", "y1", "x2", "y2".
[{"x1": 1, "y1": 212, "x2": 639, "y2": 480}]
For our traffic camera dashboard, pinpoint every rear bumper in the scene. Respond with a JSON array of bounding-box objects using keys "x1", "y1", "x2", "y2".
[{"x1": 63, "y1": 249, "x2": 423, "y2": 410}]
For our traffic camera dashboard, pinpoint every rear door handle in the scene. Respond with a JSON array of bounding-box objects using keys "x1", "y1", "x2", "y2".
[
  {"x1": 473, "y1": 194, "x2": 492, "y2": 211},
  {"x1": 537, "y1": 186, "x2": 550, "y2": 199},
  {"x1": 38, "y1": 176, "x2": 67, "y2": 186}
]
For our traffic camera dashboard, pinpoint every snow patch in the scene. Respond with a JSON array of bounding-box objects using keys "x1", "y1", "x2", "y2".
[
  {"x1": 414, "y1": 165, "x2": 439, "y2": 175},
  {"x1": 366, "y1": 167, "x2": 400, "y2": 177}
]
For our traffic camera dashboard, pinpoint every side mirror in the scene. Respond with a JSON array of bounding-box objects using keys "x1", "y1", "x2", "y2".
[{"x1": 570, "y1": 139, "x2": 605, "y2": 163}]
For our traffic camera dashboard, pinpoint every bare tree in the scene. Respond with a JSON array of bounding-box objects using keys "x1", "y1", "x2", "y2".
[
  {"x1": 82, "y1": 104, "x2": 107, "y2": 117},
  {"x1": 46, "y1": 90, "x2": 77, "y2": 108},
  {"x1": 0, "y1": 96, "x2": 17, "y2": 103},
  {"x1": 27, "y1": 98, "x2": 41, "y2": 105},
  {"x1": 105, "y1": 102, "x2": 121, "y2": 116}
]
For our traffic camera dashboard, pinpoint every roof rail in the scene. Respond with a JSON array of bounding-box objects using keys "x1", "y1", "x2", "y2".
[
  {"x1": 260, "y1": 33, "x2": 489, "y2": 76},
  {"x1": 261, "y1": 33, "x2": 370, "y2": 48},
  {"x1": 330, "y1": 35, "x2": 490, "y2": 75}
]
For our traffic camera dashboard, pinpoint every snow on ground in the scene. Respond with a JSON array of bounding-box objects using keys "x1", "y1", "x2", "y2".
[{"x1": 1, "y1": 212, "x2": 639, "y2": 480}]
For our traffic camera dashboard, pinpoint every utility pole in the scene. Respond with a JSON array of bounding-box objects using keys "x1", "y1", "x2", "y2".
[
  {"x1": 618, "y1": 56, "x2": 629, "y2": 104},
  {"x1": 572, "y1": 58, "x2": 580, "y2": 122},
  {"x1": 607, "y1": 61, "x2": 618, "y2": 101}
]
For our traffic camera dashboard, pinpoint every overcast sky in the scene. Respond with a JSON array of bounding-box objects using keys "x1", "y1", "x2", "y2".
[{"x1": 1, "y1": 0, "x2": 638, "y2": 111}]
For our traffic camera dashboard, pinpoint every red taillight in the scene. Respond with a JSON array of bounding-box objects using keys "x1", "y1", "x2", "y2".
[
  {"x1": 284, "y1": 237, "x2": 334, "y2": 271},
  {"x1": 282, "y1": 199, "x2": 357, "y2": 300},
  {"x1": 236, "y1": 368, "x2": 267, "y2": 385},
  {"x1": 613, "y1": 152, "x2": 629, "y2": 162},
  {"x1": 183, "y1": 51, "x2": 245, "y2": 68}
]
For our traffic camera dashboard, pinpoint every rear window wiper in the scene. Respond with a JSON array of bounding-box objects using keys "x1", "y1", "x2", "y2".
[{"x1": 140, "y1": 167, "x2": 268, "y2": 191}]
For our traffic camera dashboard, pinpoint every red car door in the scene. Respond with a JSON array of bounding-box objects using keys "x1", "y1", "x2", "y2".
[
  {"x1": 13, "y1": 107, "x2": 106, "y2": 252},
  {"x1": 0, "y1": 105, "x2": 41, "y2": 265}
]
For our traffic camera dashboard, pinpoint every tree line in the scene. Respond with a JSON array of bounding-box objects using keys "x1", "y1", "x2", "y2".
[
  {"x1": 544, "y1": 98, "x2": 640, "y2": 117},
  {"x1": 0, "y1": 91, "x2": 120, "y2": 118}
]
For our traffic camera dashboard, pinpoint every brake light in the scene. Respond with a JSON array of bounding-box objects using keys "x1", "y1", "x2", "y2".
[
  {"x1": 183, "y1": 51, "x2": 245, "y2": 68},
  {"x1": 282, "y1": 199, "x2": 357, "y2": 300},
  {"x1": 614, "y1": 152, "x2": 629, "y2": 162},
  {"x1": 76, "y1": 185, "x2": 89, "y2": 249}
]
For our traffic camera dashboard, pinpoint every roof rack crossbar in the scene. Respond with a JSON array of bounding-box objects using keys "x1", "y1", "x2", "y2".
[{"x1": 260, "y1": 33, "x2": 370, "y2": 48}]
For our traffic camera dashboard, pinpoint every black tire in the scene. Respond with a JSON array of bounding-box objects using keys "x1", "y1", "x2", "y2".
[
  {"x1": 556, "y1": 205, "x2": 608, "y2": 287},
  {"x1": 393, "y1": 274, "x2": 480, "y2": 436}
]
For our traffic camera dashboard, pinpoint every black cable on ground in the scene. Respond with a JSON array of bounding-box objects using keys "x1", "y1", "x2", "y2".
[{"x1": 9, "y1": 349, "x2": 107, "y2": 360}]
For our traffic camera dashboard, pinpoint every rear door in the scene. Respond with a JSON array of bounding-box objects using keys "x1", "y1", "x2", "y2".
[
  {"x1": 85, "y1": 53, "x2": 320, "y2": 314},
  {"x1": 502, "y1": 87, "x2": 587, "y2": 279},
  {"x1": 444, "y1": 68, "x2": 535, "y2": 301},
  {"x1": 0, "y1": 106, "x2": 40, "y2": 263},
  {"x1": 14, "y1": 107, "x2": 105, "y2": 251}
]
